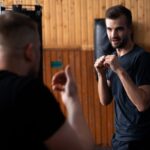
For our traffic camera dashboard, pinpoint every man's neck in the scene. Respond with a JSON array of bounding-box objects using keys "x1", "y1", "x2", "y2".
[{"x1": 116, "y1": 41, "x2": 135, "y2": 57}]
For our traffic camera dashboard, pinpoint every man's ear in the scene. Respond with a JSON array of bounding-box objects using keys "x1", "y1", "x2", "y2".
[{"x1": 24, "y1": 43, "x2": 34, "y2": 62}]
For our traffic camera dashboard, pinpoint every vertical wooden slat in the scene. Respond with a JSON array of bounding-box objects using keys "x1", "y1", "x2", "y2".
[
  {"x1": 93, "y1": 0, "x2": 100, "y2": 18},
  {"x1": 68, "y1": 0, "x2": 75, "y2": 46},
  {"x1": 56, "y1": 0, "x2": 63, "y2": 46},
  {"x1": 106, "y1": 0, "x2": 112, "y2": 9},
  {"x1": 37, "y1": 0, "x2": 43, "y2": 5},
  {"x1": 81, "y1": 51, "x2": 89, "y2": 122},
  {"x1": 4, "y1": 0, "x2": 12, "y2": 5},
  {"x1": 43, "y1": 50, "x2": 51, "y2": 89},
  {"x1": 118, "y1": 0, "x2": 125, "y2": 5},
  {"x1": 93, "y1": 76, "x2": 102, "y2": 144},
  {"x1": 99, "y1": 0, "x2": 106, "y2": 18},
  {"x1": 101, "y1": 106, "x2": 108, "y2": 145},
  {"x1": 68, "y1": 49, "x2": 75, "y2": 76},
  {"x1": 62, "y1": 0, "x2": 69, "y2": 46},
  {"x1": 74, "y1": 50, "x2": 82, "y2": 103},
  {"x1": 137, "y1": 0, "x2": 144, "y2": 47},
  {"x1": 143, "y1": 0, "x2": 148, "y2": 48},
  {"x1": 81, "y1": 0, "x2": 88, "y2": 50},
  {"x1": 144, "y1": 0, "x2": 150, "y2": 50},
  {"x1": 50, "y1": 0, "x2": 57, "y2": 47},
  {"x1": 130, "y1": 0, "x2": 138, "y2": 43},
  {"x1": 125, "y1": 0, "x2": 131, "y2": 9},
  {"x1": 62, "y1": 50, "x2": 69, "y2": 70},
  {"x1": 87, "y1": 51, "x2": 96, "y2": 140},
  {"x1": 112, "y1": 0, "x2": 119, "y2": 6},
  {"x1": 74, "y1": 0, "x2": 81, "y2": 46},
  {"x1": 42, "y1": 0, "x2": 51, "y2": 48},
  {"x1": 87, "y1": 0, "x2": 93, "y2": 49}
]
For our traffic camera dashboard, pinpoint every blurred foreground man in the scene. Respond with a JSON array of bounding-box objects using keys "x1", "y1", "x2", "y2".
[{"x1": 0, "y1": 11, "x2": 95, "y2": 150}]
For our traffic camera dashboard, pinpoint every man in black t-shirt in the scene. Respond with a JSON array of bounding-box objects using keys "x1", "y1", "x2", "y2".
[
  {"x1": 0, "y1": 11, "x2": 95, "y2": 150},
  {"x1": 94, "y1": 5, "x2": 150, "y2": 150}
]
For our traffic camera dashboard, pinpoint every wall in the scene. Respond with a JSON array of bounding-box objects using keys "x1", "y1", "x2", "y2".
[
  {"x1": 2, "y1": 0, "x2": 150, "y2": 50},
  {"x1": 42, "y1": 0, "x2": 150, "y2": 51}
]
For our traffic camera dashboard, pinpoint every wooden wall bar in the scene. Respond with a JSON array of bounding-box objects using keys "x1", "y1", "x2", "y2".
[
  {"x1": 43, "y1": 49, "x2": 114, "y2": 146},
  {"x1": 2, "y1": 0, "x2": 150, "y2": 50},
  {"x1": 43, "y1": 0, "x2": 150, "y2": 50}
]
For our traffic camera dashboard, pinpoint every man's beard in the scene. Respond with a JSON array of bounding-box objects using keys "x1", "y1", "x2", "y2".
[{"x1": 111, "y1": 37, "x2": 128, "y2": 49}]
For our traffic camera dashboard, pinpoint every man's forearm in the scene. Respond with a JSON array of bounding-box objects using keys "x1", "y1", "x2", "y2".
[
  {"x1": 116, "y1": 67, "x2": 150, "y2": 111},
  {"x1": 97, "y1": 73, "x2": 112, "y2": 105},
  {"x1": 65, "y1": 98, "x2": 95, "y2": 150}
]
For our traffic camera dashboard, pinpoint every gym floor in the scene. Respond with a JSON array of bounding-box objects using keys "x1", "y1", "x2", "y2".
[{"x1": 95, "y1": 145, "x2": 112, "y2": 150}]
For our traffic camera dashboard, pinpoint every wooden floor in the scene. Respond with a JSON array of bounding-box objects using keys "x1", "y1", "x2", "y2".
[
  {"x1": 100, "y1": 148, "x2": 111, "y2": 150},
  {"x1": 95, "y1": 145, "x2": 112, "y2": 150}
]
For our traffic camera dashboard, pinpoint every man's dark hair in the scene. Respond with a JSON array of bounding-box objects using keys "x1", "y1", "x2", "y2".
[{"x1": 105, "y1": 5, "x2": 132, "y2": 27}]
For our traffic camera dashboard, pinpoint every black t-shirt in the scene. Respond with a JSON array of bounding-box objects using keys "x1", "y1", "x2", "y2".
[
  {"x1": 0, "y1": 71, "x2": 65, "y2": 150},
  {"x1": 107, "y1": 45, "x2": 150, "y2": 141}
]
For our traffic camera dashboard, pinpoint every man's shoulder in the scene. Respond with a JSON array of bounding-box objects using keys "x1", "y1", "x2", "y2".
[
  {"x1": 130, "y1": 44, "x2": 150, "y2": 60},
  {"x1": 134, "y1": 44, "x2": 150, "y2": 55},
  {"x1": 0, "y1": 70, "x2": 46, "y2": 95}
]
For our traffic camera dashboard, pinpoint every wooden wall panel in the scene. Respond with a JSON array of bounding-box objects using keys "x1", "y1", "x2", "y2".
[
  {"x1": 43, "y1": 49, "x2": 114, "y2": 146},
  {"x1": 2, "y1": 0, "x2": 150, "y2": 50},
  {"x1": 74, "y1": 0, "x2": 81, "y2": 46},
  {"x1": 44, "y1": 0, "x2": 150, "y2": 51}
]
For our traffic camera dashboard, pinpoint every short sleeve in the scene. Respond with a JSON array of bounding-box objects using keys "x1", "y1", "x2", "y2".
[
  {"x1": 135, "y1": 52, "x2": 150, "y2": 86},
  {"x1": 17, "y1": 78, "x2": 65, "y2": 142}
]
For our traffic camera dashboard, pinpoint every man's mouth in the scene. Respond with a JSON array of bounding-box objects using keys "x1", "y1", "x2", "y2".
[{"x1": 111, "y1": 38, "x2": 120, "y2": 44}]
